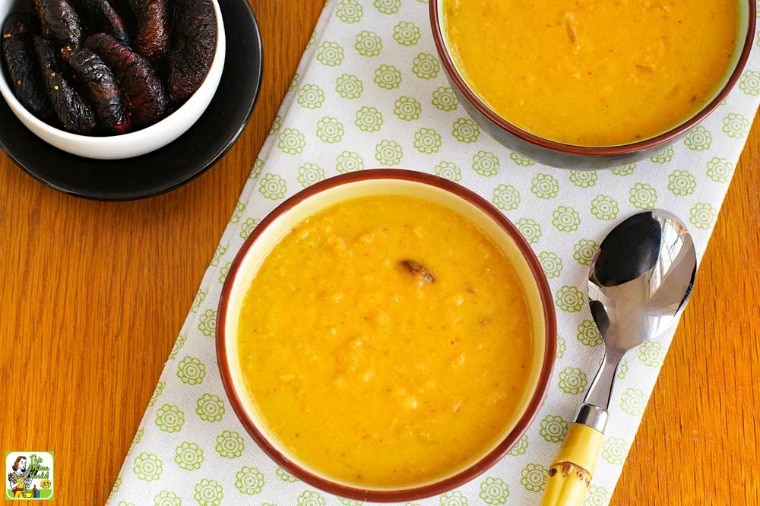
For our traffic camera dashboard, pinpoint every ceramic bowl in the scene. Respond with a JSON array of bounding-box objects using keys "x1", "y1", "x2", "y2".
[
  {"x1": 0, "y1": 0, "x2": 226, "y2": 160},
  {"x1": 430, "y1": 1, "x2": 756, "y2": 169},
  {"x1": 217, "y1": 169, "x2": 556, "y2": 502}
]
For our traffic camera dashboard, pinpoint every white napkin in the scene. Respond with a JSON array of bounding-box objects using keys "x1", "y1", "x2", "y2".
[{"x1": 107, "y1": 1, "x2": 760, "y2": 505}]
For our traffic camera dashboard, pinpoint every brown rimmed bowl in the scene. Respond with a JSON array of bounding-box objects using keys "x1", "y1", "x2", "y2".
[
  {"x1": 217, "y1": 169, "x2": 557, "y2": 502},
  {"x1": 430, "y1": 1, "x2": 756, "y2": 170}
]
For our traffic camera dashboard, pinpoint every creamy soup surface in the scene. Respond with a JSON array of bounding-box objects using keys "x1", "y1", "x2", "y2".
[
  {"x1": 443, "y1": 0, "x2": 739, "y2": 146},
  {"x1": 237, "y1": 195, "x2": 534, "y2": 487}
]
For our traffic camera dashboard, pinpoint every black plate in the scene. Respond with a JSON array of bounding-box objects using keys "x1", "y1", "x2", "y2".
[{"x1": 0, "y1": 0, "x2": 263, "y2": 201}]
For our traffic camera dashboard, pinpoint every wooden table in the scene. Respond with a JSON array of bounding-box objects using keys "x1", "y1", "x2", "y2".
[{"x1": 1, "y1": 1, "x2": 757, "y2": 503}]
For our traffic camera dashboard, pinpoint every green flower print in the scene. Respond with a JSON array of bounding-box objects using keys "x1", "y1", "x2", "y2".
[
  {"x1": 492, "y1": 184, "x2": 521, "y2": 211},
  {"x1": 355, "y1": 31, "x2": 382, "y2": 57},
  {"x1": 722, "y1": 112, "x2": 750, "y2": 138},
  {"x1": 639, "y1": 341, "x2": 665, "y2": 367},
  {"x1": 616, "y1": 360, "x2": 629, "y2": 380},
  {"x1": 375, "y1": 140, "x2": 403, "y2": 166},
  {"x1": 374, "y1": 0, "x2": 401, "y2": 15},
  {"x1": 194, "y1": 478, "x2": 223, "y2": 506},
  {"x1": 452, "y1": 118, "x2": 480, "y2": 143},
  {"x1": 175, "y1": 441, "x2": 204, "y2": 471},
  {"x1": 439, "y1": 490, "x2": 468, "y2": 506},
  {"x1": 515, "y1": 218, "x2": 542, "y2": 245},
  {"x1": 520, "y1": 463, "x2": 548, "y2": 493},
  {"x1": 479, "y1": 476, "x2": 509, "y2": 505},
  {"x1": 569, "y1": 170, "x2": 597, "y2": 188},
  {"x1": 434, "y1": 161, "x2": 462, "y2": 182},
  {"x1": 196, "y1": 393, "x2": 225, "y2": 422},
  {"x1": 557, "y1": 336, "x2": 567, "y2": 359},
  {"x1": 590, "y1": 194, "x2": 619, "y2": 221},
  {"x1": 394, "y1": 96, "x2": 422, "y2": 121},
  {"x1": 355, "y1": 106, "x2": 383, "y2": 132},
  {"x1": 156, "y1": 404, "x2": 185, "y2": 433},
  {"x1": 259, "y1": 174, "x2": 287, "y2": 200},
  {"x1": 154, "y1": 490, "x2": 181, "y2": 506},
  {"x1": 706, "y1": 157, "x2": 733, "y2": 183},
  {"x1": 317, "y1": 117, "x2": 345, "y2": 143},
  {"x1": 584, "y1": 485, "x2": 609, "y2": 506},
  {"x1": 297, "y1": 84, "x2": 325, "y2": 109},
  {"x1": 297, "y1": 490, "x2": 326, "y2": 506},
  {"x1": 251, "y1": 157, "x2": 265, "y2": 180},
  {"x1": 218, "y1": 262, "x2": 230, "y2": 284},
  {"x1": 339, "y1": 500, "x2": 362, "y2": 506},
  {"x1": 240, "y1": 218, "x2": 261, "y2": 240},
  {"x1": 374, "y1": 64, "x2": 402, "y2": 90},
  {"x1": 230, "y1": 201, "x2": 245, "y2": 224},
  {"x1": 235, "y1": 466, "x2": 265, "y2": 495},
  {"x1": 336, "y1": 74, "x2": 364, "y2": 99},
  {"x1": 337, "y1": 151, "x2": 364, "y2": 173},
  {"x1": 216, "y1": 430, "x2": 245, "y2": 459},
  {"x1": 739, "y1": 69, "x2": 760, "y2": 95},
  {"x1": 412, "y1": 53, "x2": 441, "y2": 80},
  {"x1": 573, "y1": 239, "x2": 598, "y2": 266},
  {"x1": 684, "y1": 125, "x2": 712, "y2": 151},
  {"x1": 689, "y1": 202, "x2": 717, "y2": 230},
  {"x1": 210, "y1": 244, "x2": 228, "y2": 267},
  {"x1": 134, "y1": 453, "x2": 163, "y2": 482},
  {"x1": 611, "y1": 164, "x2": 635, "y2": 176},
  {"x1": 148, "y1": 381, "x2": 164, "y2": 407},
  {"x1": 621, "y1": 388, "x2": 647, "y2": 416},
  {"x1": 316, "y1": 41, "x2": 344, "y2": 67},
  {"x1": 602, "y1": 437, "x2": 629, "y2": 465},
  {"x1": 276, "y1": 467, "x2": 298, "y2": 483},
  {"x1": 113, "y1": 476, "x2": 123, "y2": 492},
  {"x1": 198, "y1": 309, "x2": 216, "y2": 337},
  {"x1": 177, "y1": 356, "x2": 206, "y2": 385},
  {"x1": 509, "y1": 152, "x2": 535, "y2": 166},
  {"x1": 649, "y1": 146, "x2": 674, "y2": 164},
  {"x1": 629, "y1": 182, "x2": 657, "y2": 210},
  {"x1": 538, "y1": 251, "x2": 563, "y2": 279},
  {"x1": 509, "y1": 435, "x2": 529, "y2": 456},
  {"x1": 432, "y1": 86, "x2": 458, "y2": 111},
  {"x1": 667, "y1": 169, "x2": 697, "y2": 196},
  {"x1": 278, "y1": 128, "x2": 306, "y2": 155},
  {"x1": 555, "y1": 285, "x2": 584, "y2": 312},
  {"x1": 336, "y1": 0, "x2": 363, "y2": 24},
  {"x1": 298, "y1": 163, "x2": 325, "y2": 187},
  {"x1": 393, "y1": 21, "x2": 421, "y2": 46},
  {"x1": 190, "y1": 288, "x2": 208, "y2": 313},
  {"x1": 559, "y1": 367, "x2": 588, "y2": 395},
  {"x1": 269, "y1": 116, "x2": 282, "y2": 135},
  {"x1": 414, "y1": 127, "x2": 442, "y2": 153},
  {"x1": 576, "y1": 319, "x2": 602, "y2": 347},
  {"x1": 472, "y1": 150, "x2": 500, "y2": 177},
  {"x1": 539, "y1": 415, "x2": 568, "y2": 443},
  {"x1": 552, "y1": 206, "x2": 581, "y2": 232},
  {"x1": 531, "y1": 173, "x2": 559, "y2": 199},
  {"x1": 128, "y1": 427, "x2": 142, "y2": 454},
  {"x1": 288, "y1": 73, "x2": 300, "y2": 92}
]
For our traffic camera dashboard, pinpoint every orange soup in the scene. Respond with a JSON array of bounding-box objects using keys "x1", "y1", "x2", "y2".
[
  {"x1": 237, "y1": 195, "x2": 534, "y2": 487},
  {"x1": 443, "y1": 0, "x2": 740, "y2": 146}
]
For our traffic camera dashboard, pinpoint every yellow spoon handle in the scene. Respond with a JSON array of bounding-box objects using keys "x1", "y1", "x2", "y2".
[{"x1": 541, "y1": 423, "x2": 604, "y2": 506}]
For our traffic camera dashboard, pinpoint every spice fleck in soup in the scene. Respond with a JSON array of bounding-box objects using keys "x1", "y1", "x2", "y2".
[
  {"x1": 443, "y1": 0, "x2": 739, "y2": 146},
  {"x1": 237, "y1": 195, "x2": 534, "y2": 487}
]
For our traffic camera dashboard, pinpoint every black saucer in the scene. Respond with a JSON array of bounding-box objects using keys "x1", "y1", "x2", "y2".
[{"x1": 0, "y1": 0, "x2": 263, "y2": 201}]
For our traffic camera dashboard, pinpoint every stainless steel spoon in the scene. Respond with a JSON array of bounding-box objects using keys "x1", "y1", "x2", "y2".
[{"x1": 542, "y1": 210, "x2": 697, "y2": 506}]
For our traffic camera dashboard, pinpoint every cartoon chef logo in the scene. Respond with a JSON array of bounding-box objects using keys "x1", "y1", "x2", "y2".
[{"x1": 5, "y1": 452, "x2": 54, "y2": 501}]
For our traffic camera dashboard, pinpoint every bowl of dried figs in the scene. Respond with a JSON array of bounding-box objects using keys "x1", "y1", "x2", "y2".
[{"x1": 0, "y1": 0, "x2": 226, "y2": 160}]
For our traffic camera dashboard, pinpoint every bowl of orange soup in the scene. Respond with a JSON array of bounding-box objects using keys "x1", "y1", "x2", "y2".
[
  {"x1": 217, "y1": 170, "x2": 556, "y2": 501},
  {"x1": 431, "y1": 0, "x2": 755, "y2": 169}
]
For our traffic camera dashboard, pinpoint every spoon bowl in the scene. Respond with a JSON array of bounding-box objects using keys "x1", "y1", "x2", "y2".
[{"x1": 542, "y1": 210, "x2": 697, "y2": 506}]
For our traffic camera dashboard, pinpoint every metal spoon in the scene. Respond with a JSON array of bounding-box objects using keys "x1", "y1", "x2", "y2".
[{"x1": 542, "y1": 210, "x2": 697, "y2": 506}]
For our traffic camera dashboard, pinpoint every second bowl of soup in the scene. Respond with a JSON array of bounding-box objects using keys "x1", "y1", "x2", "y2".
[
  {"x1": 431, "y1": 0, "x2": 755, "y2": 168},
  {"x1": 217, "y1": 170, "x2": 556, "y2": 501}
]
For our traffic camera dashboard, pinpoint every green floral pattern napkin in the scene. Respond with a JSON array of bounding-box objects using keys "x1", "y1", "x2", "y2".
[{"x1": 108, "y1": 1, "x2": 760, "y2": 504}]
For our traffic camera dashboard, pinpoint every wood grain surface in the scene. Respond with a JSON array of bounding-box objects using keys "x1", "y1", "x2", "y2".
[{"x1": 0, "y1": 1, "x2": 758, "y2": 504}]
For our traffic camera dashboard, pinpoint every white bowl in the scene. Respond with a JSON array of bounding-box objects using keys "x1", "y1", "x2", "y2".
[{"x1": 0, "y1": 0, "x2": 226, "y2": 160}]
